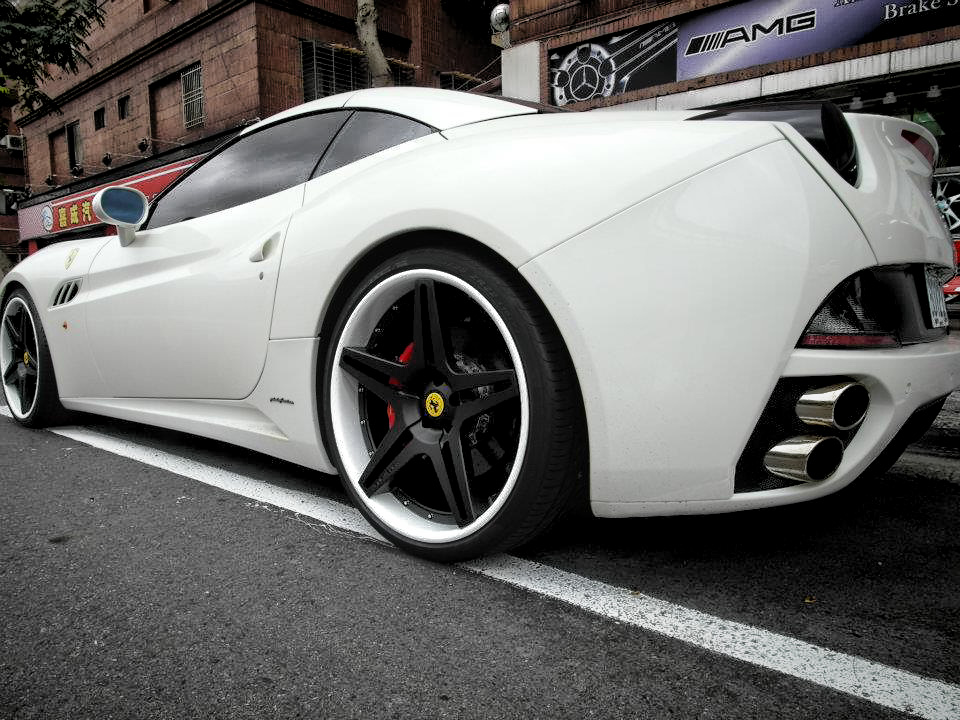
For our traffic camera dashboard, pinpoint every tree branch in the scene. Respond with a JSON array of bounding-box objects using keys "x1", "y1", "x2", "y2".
[{"x1": 355, "y1": 0, "x2": 393, "y2": 88}]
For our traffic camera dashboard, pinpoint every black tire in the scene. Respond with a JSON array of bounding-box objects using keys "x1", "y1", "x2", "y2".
[
  {"x1": 1, "y1": 289, "x2": 68, "y2": 427},
  {"x1": 320, "y1": 246, "x2": 585, "y2": 561}
]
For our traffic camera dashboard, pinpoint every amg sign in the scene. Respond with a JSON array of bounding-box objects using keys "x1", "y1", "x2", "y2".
[
  {"x1": 684, "y1": 10, "x2": 816, "y2": 56},
  {"x1": 548, "y1": 0, "x2": 959, "y2": 106}
]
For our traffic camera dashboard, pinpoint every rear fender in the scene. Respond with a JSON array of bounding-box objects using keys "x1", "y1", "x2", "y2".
[{"x1": 270, "y1": 116, "x2": 784, "y2": 340}]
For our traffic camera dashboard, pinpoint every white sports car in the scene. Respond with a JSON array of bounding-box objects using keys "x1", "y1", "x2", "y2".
[{"x1": 2, "y1": 88, "x2": 958, "y2": 560}]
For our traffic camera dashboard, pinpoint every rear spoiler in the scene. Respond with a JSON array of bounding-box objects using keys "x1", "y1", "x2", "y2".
[{"x1": 689, "y1": 102, "x2": 859, "y2": 186}]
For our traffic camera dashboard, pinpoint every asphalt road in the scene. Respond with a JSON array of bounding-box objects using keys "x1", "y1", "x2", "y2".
[{"x1": 1, "y1": 394, "x2": 958, "y2": 719}]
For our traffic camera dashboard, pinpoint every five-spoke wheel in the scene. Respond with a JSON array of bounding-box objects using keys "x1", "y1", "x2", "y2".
[
  {"x1": 1, "y1": 289, "x2": 65, "y2": 427},
  {"x1": 322, "y1": 248, "x2": 584, "y2": 561}
]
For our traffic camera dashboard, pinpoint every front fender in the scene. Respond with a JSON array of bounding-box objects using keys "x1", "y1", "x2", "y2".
[{"x1": 1, "y1": 236, "x2": 113, "y2": 398}]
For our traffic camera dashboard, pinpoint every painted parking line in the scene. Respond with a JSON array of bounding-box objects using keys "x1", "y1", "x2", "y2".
[{"x1": 3, "y1": 408, "x2": 959, "y2": 720}]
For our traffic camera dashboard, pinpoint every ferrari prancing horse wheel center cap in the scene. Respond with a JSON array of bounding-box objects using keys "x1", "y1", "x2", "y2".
[
  {"x1": 424, "y1": 391, "x2": 445, "y2": 418},
  {"x1": 23, "y1": 351, "x2": 30, "y2": 366}
]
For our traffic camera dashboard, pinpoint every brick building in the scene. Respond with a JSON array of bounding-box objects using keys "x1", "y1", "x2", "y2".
[
  {"x1": 13, "y1": 0, "x2": 498, "y2": 254},
  {"x1": 1, "y1": 97, "x2": 25, "y2": 265}
]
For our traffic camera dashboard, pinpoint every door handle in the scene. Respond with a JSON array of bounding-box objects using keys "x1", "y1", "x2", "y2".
[{"x1": 249, "y1": 233, "x2": 279, "y2": 263}]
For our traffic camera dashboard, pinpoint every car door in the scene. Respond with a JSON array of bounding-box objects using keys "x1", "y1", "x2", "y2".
[{"x1": 83, "y1": 110, "x2": 350, "y2": 399}]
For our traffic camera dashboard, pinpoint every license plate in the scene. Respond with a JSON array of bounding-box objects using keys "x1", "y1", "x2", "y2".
[{"x1": 924, "y1": 266, "x2": 949, "y2": 328}]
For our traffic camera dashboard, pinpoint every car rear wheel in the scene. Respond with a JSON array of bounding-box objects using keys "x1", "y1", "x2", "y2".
[
  {"x1": 1, "y1": 289, "x2": 67, "y2": 427},
  {"x1": 321, "y1": 247, "x2": 585, "y2": 561}
]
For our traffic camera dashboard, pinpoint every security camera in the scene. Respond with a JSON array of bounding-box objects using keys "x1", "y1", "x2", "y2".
[{"x1": 490, "y1": 3, "x2": 510, "y2": 33}]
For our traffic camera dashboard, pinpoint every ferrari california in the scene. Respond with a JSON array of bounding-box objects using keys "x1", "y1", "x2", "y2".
[{"x1": 2, "y1": 87, "x2": 958, "y2": 560}]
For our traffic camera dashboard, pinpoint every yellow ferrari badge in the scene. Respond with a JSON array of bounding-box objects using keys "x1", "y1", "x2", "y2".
[
  {"x1": 65, "y1": 248, "x2": 79, "y2": 270},
  {"x1": 23, "y1": 351, "x2": 30, "y2": 366},
  {"x1": 425, "y1": 392, "x2": 445, "y2": 418}
]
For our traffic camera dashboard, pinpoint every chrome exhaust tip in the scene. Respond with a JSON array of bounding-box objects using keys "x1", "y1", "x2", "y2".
[
  {"x1": 763, "y1": 435, "x2": 844, "y2": 483},
  {"x1": 796, "y1": 382, "x2": 869, "y2": 431}
]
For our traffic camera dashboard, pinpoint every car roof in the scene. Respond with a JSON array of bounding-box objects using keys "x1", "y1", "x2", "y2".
[{"x1": 241, "y1": 87, "x2": 540, "y2": 135}]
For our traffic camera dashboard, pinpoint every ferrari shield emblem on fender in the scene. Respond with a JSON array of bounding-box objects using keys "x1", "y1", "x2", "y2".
[
  {"x1": 425, "y1": 392, "x2": 445, "y2": 418},
  {"x1": 65, "y1": 248, "x2": 79, "y2": 270}
]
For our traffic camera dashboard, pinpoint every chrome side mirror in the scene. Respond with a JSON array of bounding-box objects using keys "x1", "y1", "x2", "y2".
[{"x1": 92, "y1": 186, "x2": 149, "y2": 247}]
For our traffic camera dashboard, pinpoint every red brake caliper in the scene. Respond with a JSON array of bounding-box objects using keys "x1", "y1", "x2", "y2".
[{"x1": 386, "y1": 342, "x2": 415, "y2": 429}]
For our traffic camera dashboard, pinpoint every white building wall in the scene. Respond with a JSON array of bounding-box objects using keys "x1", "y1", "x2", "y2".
[{"x1": 501, "y1": 41, "x2": 541, "y2": 101}]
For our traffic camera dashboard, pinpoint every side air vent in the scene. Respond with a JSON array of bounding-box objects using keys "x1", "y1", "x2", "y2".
[{"x1": 52, "y1": 279, "x2": 82, "y2": 307}]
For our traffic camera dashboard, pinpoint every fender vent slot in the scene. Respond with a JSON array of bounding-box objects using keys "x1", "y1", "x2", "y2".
[{"x1": 52, "y1": 279, "x2": 82, "y2": 307}]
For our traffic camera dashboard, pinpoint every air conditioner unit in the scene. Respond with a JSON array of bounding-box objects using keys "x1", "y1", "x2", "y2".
[{"x1": 0, "y1": 135, "x2": 24, "y2": 151}]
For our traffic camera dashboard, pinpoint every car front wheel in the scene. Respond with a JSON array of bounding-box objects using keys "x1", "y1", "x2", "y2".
[{"x1": 1, "y1": 289, "x2": 67, "y2": 427}]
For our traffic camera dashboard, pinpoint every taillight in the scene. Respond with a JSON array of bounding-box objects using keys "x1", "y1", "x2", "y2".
[
  {"x1": 799, "y1": 271, "x2": 899, "y2": 349},
  {"x1": 902, "y1": 130, "x2": 936, "y2": 168}
]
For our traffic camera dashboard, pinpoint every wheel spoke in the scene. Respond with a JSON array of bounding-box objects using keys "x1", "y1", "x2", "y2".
[
  {"x1": 457, "y1": 383, "x2": 520, "y2": 420},
  {"x1": 341, "y1": 346, "x2": 411, "y2": 388},
  {"x1": 340, "y1": 347, "x2": 410, "y2": 404},
  {"x1": 2, "y1": 360, "x2": 17, "y2": 384},
  {"x1": 3, "y1": 314, "x2": 21, "y2": 345},
  {"x1": 359, "y1": 419, "x2": 421, "y2": 496},
  {"x1": 450, "y1": 367, "x2": 515, "y2": 393},
  {"x1": 17, "y1": 373, "x2": 27, "y2": 414},
  {"x1": 21, "y1": 370, "x2": 36, "y2": 411},
  {"x1": 410, "y1": 280, "x2": 448, "y2": 372},
  {"x1": 435, "y1": 430, "x2": 477, "y2": 526},
  {"x1": 18, "y1": 310, "x2": 28, "y2": 348},
  {"x1": 24, "y1": 327, "x2": 37, "y2": 356}
]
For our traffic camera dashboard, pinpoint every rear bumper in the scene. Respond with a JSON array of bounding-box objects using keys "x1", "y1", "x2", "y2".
[{"x1": 592, "y1": 336, "x2": 960, "y2": 518}]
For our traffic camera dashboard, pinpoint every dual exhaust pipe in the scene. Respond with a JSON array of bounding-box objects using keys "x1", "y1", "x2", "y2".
[{"x1": 763, "y1": 382, "x2": 869, "y2": 483}]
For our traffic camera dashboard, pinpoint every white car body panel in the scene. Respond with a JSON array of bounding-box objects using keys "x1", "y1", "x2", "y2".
[
  {"x1": 3, "y1": 88, "x2": 958, "y2": 521},
  {"x1": 522, "y1": 139, "x2": 878, "y2": 506},
  {"x1": 62, "y1": 337, "x2": 334, "y2": 472},
  {"x1": 244, "y1": 86, "x2": 538, "y2": 136},
  {"x1": 271, "y1": 113, "x2": 783, "y2": 338},
  {"x1": 2, "y1": 236, "x2": 113, "y2": 398},
  {"x1": 780, "y1": 114, "x2": 953, "y2": 267},
  {"x1": 82, "y1": 184, "x2": 302, "y2": 399},
  {"x1": 593, "y1": 337, "x2": 960, "y2": 516}
]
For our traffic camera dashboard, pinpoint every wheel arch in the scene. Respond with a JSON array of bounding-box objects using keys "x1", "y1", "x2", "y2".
[
  {"x1": 317, "y1": 229, "x2": 519, "y2": 347},
  {"x1": 0, "y1": 280, "x2": 26, "y2": 309}
]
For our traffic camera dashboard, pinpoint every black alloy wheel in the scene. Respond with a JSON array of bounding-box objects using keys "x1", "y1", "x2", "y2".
[
  {"x1": 321, "y1": 247, "x2": 585, "y2": 561},
  {"x1": 1, "y1": 289, "x2": 67, "y2": 427}
]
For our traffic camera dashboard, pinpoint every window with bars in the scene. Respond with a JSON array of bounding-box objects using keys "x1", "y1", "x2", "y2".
[
  {"x1": 181, "y1": 64, "x2": 204, "y2": 129},
  {"x1": 300, "y1": 41, "x2": 416, "y2": 102}
]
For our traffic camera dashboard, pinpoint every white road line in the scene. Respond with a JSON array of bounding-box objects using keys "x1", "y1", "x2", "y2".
[
  {"x1": 4, "y1": 408, "x2": 960, "y2": 720},
  {"x1": 466, "y1": 556, "x2": 960, "y2": 720}
]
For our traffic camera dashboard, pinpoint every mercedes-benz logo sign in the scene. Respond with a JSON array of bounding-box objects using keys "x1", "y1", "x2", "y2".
[{"x1": 551, "y1": 43, "x2": 616, "y2": 106}]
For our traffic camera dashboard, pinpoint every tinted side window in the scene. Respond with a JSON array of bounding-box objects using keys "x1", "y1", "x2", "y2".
[
  {"x1": 147, "y1": 111, "x2": 350, "y2": 229},
  {"x1": 314, "y1": 111, "x2": 433, "y2": 177}
]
